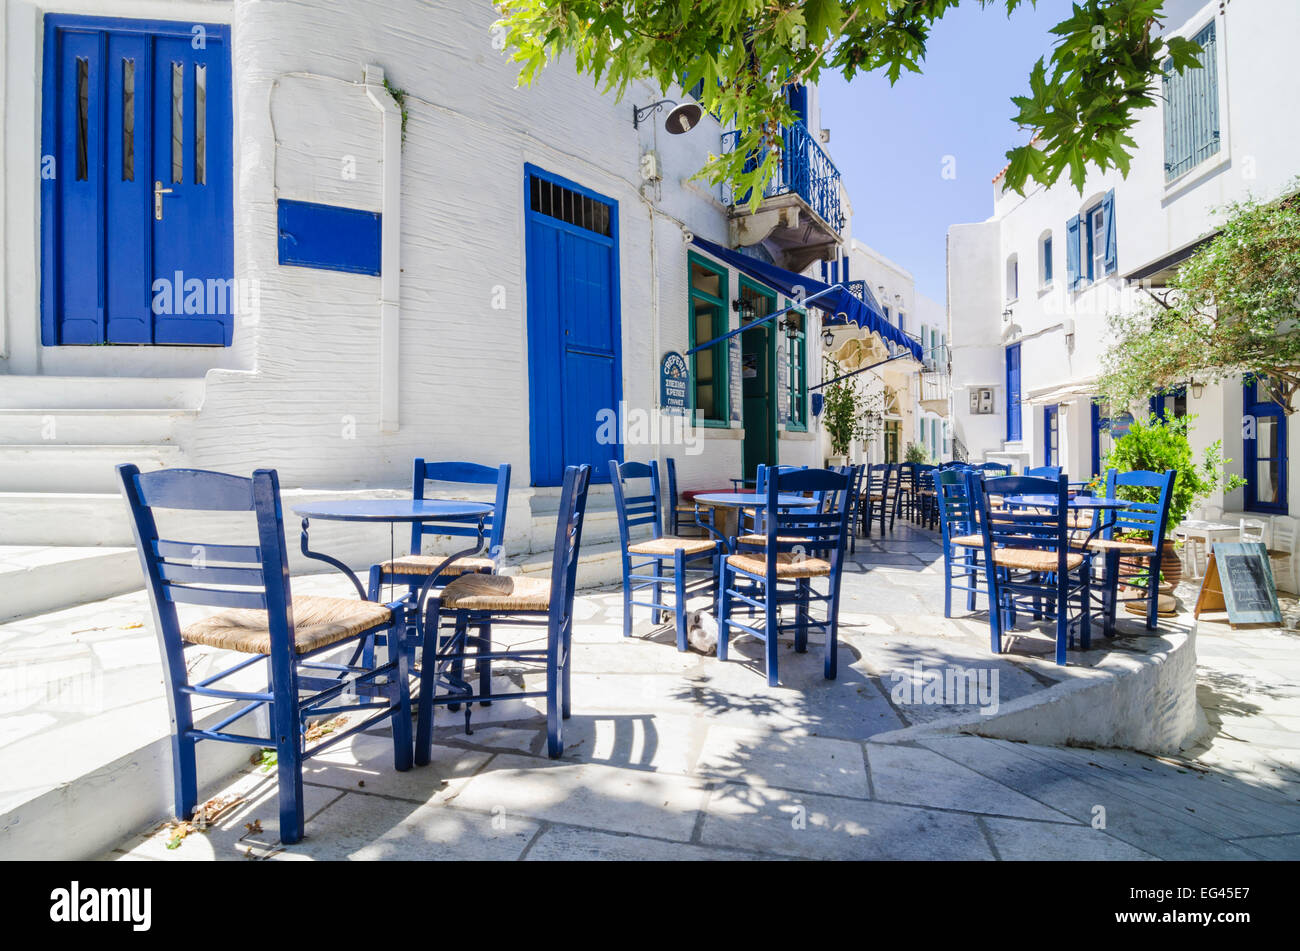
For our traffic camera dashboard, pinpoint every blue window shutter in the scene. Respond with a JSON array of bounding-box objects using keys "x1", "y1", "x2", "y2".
[
  {"x1": 1103, "y1": 189, "x2": 1117, "y2": 274},
  {"x1": 1066, "y1": 215, "x2": 1081, "y2": 289}
]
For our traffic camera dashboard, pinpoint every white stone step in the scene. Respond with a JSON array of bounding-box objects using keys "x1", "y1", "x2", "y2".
[
  {"x1": 0, "y1": 375, "x2": 204, "y2": 410},
  {"x1": 0, "y1": 492, "x2": 135, "y2": 546},
  {"x1": 0, "y1": 444, "x2": 186, "y2": 493},
  {"x1": 0, "y1": 545, "x2": 143, "y2": 622},
  {"x1": 510, "y1": 539, "x2": 625, "y2": 589},
  {"x1": 0, "y1": 408, "x2": 196, "y2": 446}
]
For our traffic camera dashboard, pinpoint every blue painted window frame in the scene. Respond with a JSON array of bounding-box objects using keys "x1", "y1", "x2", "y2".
[
  {"x1": 40, "y1": 13, "x2": 233, "y2": 347},
  {"x1": 1005, "y1": 343, "x2": 1022, "y2": 442},
  {"x1": 1149, "y1": 386, "x2": 1187, "y2": 422},
  {"x1": 687, "y1": 251, "x2": 730, "y2": 427},
  {"x1": 1244, "y1": 378, "x2": 1288, "y2": 514}
]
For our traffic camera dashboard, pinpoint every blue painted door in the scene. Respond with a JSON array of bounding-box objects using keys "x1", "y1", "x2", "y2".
[
  {"x1": 524, "y1": 166, "x2": 622, "y2": 486},
  {"x1": 41, "y1": 16, "x2": 233, "y2": 346},
  {"x1": 1005, "y1": 344, "x2": 1023, "y2": 442}
]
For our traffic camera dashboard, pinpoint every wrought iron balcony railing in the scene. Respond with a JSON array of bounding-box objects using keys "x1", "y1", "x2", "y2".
[{"x1": 721, "y1": 123, "x2": 844, "y2": 232}]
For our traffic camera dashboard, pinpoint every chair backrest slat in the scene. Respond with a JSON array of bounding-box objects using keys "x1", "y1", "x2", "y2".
[
  {"x1": 119, "y1": 464, "x2": 296, "y2": 667},
  {"x1": 154, "y1": 539, "x2": 262, "y2": 563},
  {"x1": 1102, "y1": 467, "x2": 1176, "y2": 543},
  {"x1": 976, "y1": 474, "x2": 1071, "y2": 564},
  {"x1": 610, "y1": 459, "x2": 666, "y2": 550},
  {"x1": 769, "y1": 468, "x2": 852, "y2": 562},
  {"x1": 412, "y1": 459, "x2": 512, "y2": 560}
]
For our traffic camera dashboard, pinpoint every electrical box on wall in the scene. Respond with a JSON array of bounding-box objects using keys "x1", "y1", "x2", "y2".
[
  {"x1": 639, "y1": 150, "x2": 662, "y2": 183},
  {"x1": 969, "y1": 387, "x2": 996, "y2": 415}
]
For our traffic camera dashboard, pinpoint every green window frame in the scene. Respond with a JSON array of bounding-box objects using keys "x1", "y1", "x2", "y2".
[
  {"x1": 688, "y1": 251, "x2": 729, "y2": 427},
  {"x1": 785, "y1": 301, "x2": 807, "y2": 431}
]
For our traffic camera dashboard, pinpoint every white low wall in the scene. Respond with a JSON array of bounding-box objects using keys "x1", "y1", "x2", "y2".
[{"x1": 873, "y1": 620, "x2": 1207, "y2": 756}]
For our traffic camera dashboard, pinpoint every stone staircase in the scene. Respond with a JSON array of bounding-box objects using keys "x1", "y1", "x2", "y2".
[{"x1": 0, "y1": 376, "x2": 202, "y2": 618}]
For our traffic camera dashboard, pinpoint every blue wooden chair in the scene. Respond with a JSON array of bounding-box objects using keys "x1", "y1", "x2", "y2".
[
  {"x1": 841, "y1": 463, "x2": 866, "y2": 554},
  {"x1": 974, "y1": 473, "x2": 1093, "y2": 665},
  {"x1": 118, "y1": 464, "x2": 413, "y2": 845},
  {"x1": 416, "y1": 464, "x2": 592, "y2": 761},
  {"x1": 937, "y1": 468, "x2": 984, "y2": 617},
  {"x1": 610, "y1": 460, "x2": 721, "y2": 651},
  {"x1": 975, "y1": 462, "x2": 1012, "y2": 478},
  {"x1": 1085, "y1": 468, "x2": 1176, "y2": 631},
  {"x1": 369, "y1": 460, "x2": 511, "y2": 599},
  {"x1": 1025, "y1": 465, "x2": 1063, "y2": 479},
  {"x1": 862, "y1": 463, "x2": 897, "y2": 536},
  {"x1": 664, "y1": 457, "x2": 703, "y2": 536},
  {"x1": 911, "y1": 463, "x2": 940, "y2": 528},
  {"x1": 717, "y1": 467, "x2": 853, "y2": 685}
]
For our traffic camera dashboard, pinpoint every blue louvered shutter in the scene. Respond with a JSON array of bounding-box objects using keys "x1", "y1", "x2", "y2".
[
  {"x1": 1102, "y1": 189, "x2": 1117, "y2": 275},
  {"x1": 1163, "y1": 21, "x2": 1220, "y2": 182},
  {"x1": 1066, "y1": 215, "x2": 1081, "y2": 290}
]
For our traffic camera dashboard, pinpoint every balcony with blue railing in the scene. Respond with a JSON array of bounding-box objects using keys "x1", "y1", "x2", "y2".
[{"x1": 720, "y1": 122, "x2": 845, "y2": 271}]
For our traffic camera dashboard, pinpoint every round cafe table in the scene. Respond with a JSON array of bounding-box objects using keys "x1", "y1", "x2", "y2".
[
  {"x1": 291, "y1": 499, "x2": 493, "y2": 608},
  {"x1": 692, "y1": 491, "x2": 818, "y2": 552}
]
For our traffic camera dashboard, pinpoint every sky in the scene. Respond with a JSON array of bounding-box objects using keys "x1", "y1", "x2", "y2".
[{"x1": 819, "y1": 0, "x2": 1076, "y2": 305}]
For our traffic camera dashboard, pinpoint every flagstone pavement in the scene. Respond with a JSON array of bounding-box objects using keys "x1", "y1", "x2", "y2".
[{"x1": 105, "y1": 522, "x2": 1300, "y2": 861}]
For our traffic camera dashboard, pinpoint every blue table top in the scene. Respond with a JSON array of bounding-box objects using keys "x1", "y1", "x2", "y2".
[
  {"x1": 1004, "y1": 494, "x2": 1127, "y2": 509},
  {"x1": 694, "y1": 492, "x2": 817, "y2": 508},
  {"x1": 292, "y1": 499, "x2": 493, "y2": 522}
]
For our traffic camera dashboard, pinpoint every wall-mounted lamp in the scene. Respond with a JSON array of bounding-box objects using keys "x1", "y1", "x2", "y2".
[
  {"x1": 821, "y1": 326, "x2": 836, "y2": 348},
  {"x1": 1190, "y1": 380, "x2": 1205, "y2": 400},
  {"x1": 732, "y1": 297, "x2": 756, "y2": 321},
  {"x1": 632, "y1": 99, "x2": 703, "y2": 134},
  {"x1": 779, "y1": 316, "x2": 801, "y2": 340}
]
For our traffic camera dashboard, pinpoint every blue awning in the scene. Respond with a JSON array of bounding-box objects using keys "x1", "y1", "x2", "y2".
[{"x1": 689, "y1": 236, "x2": 922, "y2": 361}]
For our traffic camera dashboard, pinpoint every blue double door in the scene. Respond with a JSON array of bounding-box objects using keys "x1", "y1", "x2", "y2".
[
  {"x1": 524, "y1": 166, "x2": 622, "y2": 486},
  {"x1": 41, "y1": 16, "x2": 233, "y2": 346}
]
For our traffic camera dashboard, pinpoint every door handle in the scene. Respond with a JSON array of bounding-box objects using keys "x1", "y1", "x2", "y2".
[{"x1": 154, "y1": 181, "x2": 175, "y2": 220}]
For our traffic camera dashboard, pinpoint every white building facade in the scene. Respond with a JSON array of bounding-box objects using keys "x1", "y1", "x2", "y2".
[
  {"x1": 823, "y1": 239, "x2": 949, "y2": 465},
  {"x1": 948, "y1": 0, "x2": 1300, "y2": 524},
  {"x1": 1, "y1": 0, "x2": 861, "y2": 569}
]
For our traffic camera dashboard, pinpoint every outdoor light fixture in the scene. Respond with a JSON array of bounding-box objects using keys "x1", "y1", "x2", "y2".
[
  {"x1": 780, "y1": 316, "x2": 801, "y2": 340},
  {"x1": 1190, "y1": 380, "x2": 1205, "y2": 399},
  {"x1": 632, "y1": 99, "x2": 703, "y2": 134},
  {"x1": 732, "y1": 297, "x2": 756, "y2": 320},
  {"x1": 821, "y1": 327, "x2": 836, "y2": 348}
]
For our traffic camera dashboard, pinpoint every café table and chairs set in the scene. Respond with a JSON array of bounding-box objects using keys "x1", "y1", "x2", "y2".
[
  {"x1": 118, "y1": 458, "x2": 592, "y2": 844},
  {"x1": 935, "y1": 464, "x2": 1176, "y2": 664}
]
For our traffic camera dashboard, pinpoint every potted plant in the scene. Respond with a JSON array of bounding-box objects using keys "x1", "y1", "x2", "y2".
[
  {"x1": 1101, "y1": 412, "x2": 1246, "y2": 586},
  {"x1": 821, "y1": 356, "x2": 870, "y2": 466},
  {"x1": 904, "y1": 442, "x2": 930, "y2": 465}
]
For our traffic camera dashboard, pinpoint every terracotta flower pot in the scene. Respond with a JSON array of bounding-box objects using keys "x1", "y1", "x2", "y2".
[{"x1": 1161, "y1": 537, "x2": 1182, "y2": 588}]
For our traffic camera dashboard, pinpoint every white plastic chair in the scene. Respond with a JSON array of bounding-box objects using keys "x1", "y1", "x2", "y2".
[
  {"x1": 1240, "y1": 517, "x2": 1269, "y2": 546},
  {"x1": 1269, "y1": 516, "x2": 1298, "y2": 594}
]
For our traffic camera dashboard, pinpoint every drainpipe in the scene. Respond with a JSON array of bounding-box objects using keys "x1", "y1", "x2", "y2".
[{"x1": 364, "y1": 64, "x2": 401, "y2": 434}]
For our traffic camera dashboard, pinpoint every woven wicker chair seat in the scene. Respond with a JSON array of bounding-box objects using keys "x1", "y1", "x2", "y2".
[
  {"x1": 991, "y1": 548, "x2": 1084, "y2": 572},
  {"x1": 726, "y1": 552, "x2": 831, "y2": 579},
  {"x1": 1086, "y1": 538, "x2": 1157, "y2": 554},
  {"x1": 627, "y1": 536, "x2": 716, "y2": 556},
  {"x1": 438, "y1": 573, "x2": 552, "y2": 612},
  {"x1": 675, "y1": 504, "x2": 699, "y2": 513},
  {"x1": 735, "y1": 533, "x2": 816, "y2": 547},
  {"x1": 182, "y1": 595, "x2": 392, "y2": 655},
  {"x1": 950, "y1": 533, "x2": 984, "y2": 548},
  {"x1": 378, "y1": 554, "x2": 496, "y2": 576}
]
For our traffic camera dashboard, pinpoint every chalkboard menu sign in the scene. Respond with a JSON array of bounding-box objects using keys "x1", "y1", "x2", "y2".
[{"x1": 1194, "y1": 541, "x2": 1282, "y2": 627}]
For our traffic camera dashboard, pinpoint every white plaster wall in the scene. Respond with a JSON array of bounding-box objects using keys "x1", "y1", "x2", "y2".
[
  {"x1": 949, "y1": 0, "x2": 1300, "y2": 483},
  {"x1": 947, "y1": 219, "x2": 1003, "y2": 460},
  {"x1": 184, "y1": 0, "x2": 752, "y2": 495}
]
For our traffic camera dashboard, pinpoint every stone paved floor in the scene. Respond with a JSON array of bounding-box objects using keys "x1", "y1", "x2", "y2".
[{"x1": 99, "y1": 522, "x2": 1300, "y2": 860}]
